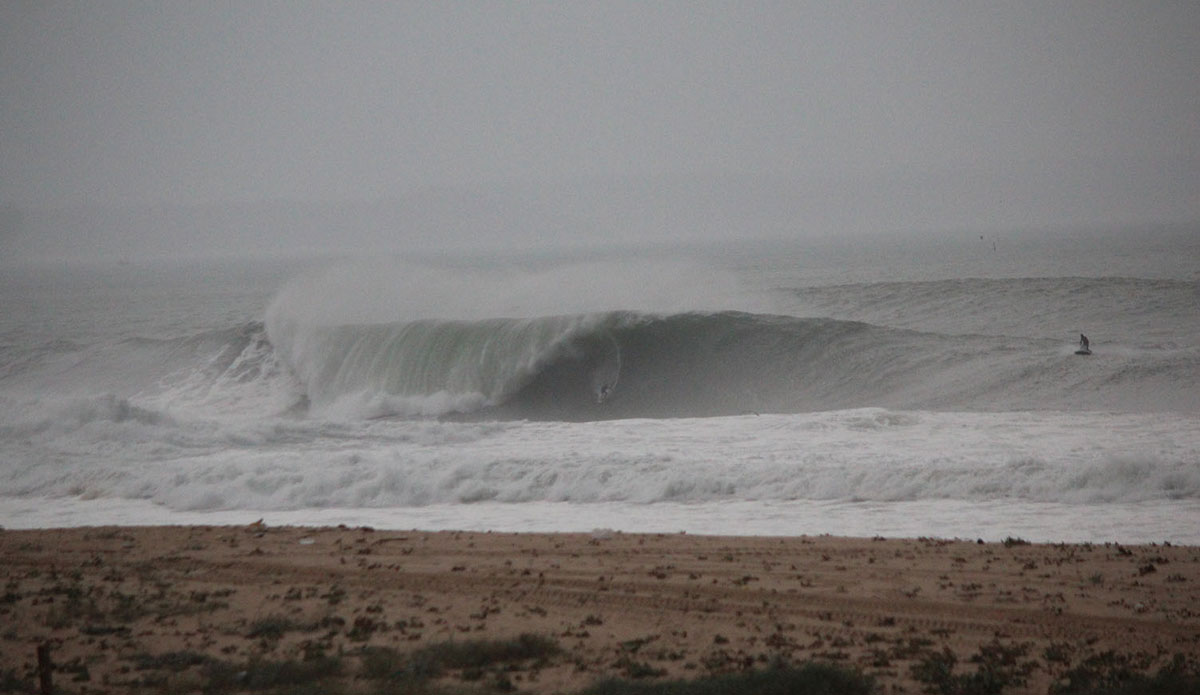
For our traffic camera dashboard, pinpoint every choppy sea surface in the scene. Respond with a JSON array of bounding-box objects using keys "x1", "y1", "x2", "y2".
[{"x1": 2, "y1": 231, "x2": 1198, "y2": 543}]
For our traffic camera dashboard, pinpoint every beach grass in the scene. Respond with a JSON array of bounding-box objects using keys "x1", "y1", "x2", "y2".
[{"x1": 581, "y1": 662, "x2": 875, "y2": 695}]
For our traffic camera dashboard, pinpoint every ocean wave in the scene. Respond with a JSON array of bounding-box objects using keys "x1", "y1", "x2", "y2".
[
  {"x1": 252, "y1": 263, "x2": 1200, "y2": 421},
  {"x1": 267, "y1": 306, "x2": 1200, "y2": 420},
  {"x1": 7, "y1": 292, "x2": 1196, "y2": 426}
]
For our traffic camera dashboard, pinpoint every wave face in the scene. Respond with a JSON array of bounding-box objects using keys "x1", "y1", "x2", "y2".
[
  {"x1": 265, "y1": 307, "x2": 1200, "y2": 421},
  {"x1": 257, "y1": 261, "x2": 1200, "y2": 421},
  {"x1": 269, "y1": 313, "x2": 619, "y2": 418}
]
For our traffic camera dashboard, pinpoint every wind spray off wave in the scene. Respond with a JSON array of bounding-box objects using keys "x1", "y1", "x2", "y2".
[{"x1": 264, "y1": 259, "x2": 763, "y2": 419}]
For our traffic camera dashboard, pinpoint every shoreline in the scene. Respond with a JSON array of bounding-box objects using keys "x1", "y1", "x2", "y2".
[
  {"x1": 4, "y1": 497, "x2": 1198, "y2": 546},
  {"x1": 2, "y1": 525, "x2": 1197, "y2": 693}
]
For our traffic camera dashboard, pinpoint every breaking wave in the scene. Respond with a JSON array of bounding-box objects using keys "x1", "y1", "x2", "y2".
[
  {"x1": 253, "y1": 262, "x2": 1198, "y2": 421},
  {"x1": 266, "y1": 308, "x2": 1199, "y2": 420}
]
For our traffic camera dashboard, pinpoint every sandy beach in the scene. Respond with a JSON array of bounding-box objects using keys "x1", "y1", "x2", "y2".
[{"x1": 1, "y1": 525, "x2": 1197, "y2": 693}]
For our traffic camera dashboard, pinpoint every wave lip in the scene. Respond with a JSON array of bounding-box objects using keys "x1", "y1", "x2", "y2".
[
  {"x1": 268, "y1": 311, "x2": 624, "y2": 419},
  {"x1": 266, "y1": 308, "x2": 1200, "y2": 421}
]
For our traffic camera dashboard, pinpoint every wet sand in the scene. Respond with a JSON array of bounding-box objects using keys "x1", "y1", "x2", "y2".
[{"x1": 1, "y1": 525, "x2": 1197, "y2": 693}]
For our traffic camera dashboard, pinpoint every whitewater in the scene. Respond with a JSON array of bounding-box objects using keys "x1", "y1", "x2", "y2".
[{"x1": 2, "y1": 233, "x2": 1198, "y2": 543}]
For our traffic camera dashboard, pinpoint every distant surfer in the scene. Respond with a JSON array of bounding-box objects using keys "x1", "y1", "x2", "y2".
[{"x1": 1079, "y1": 334, "x2": 1089, "y2": 351}]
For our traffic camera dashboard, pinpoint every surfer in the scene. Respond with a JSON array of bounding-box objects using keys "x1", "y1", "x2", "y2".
[{"x1": 1079, "y1": 334, "x2": 1090, "y2": 351}]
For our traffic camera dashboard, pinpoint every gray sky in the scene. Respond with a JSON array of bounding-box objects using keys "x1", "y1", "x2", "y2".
[{"x1": 2, "y1": 1, "x2": 1198, "y2": 255}]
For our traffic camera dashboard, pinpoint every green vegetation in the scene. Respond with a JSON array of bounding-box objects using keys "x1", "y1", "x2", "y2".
[
  {"x1": 246, "y1": 615, "x2": 303, "y2": 640},
  {"x1": 1051, "y1": 652, "x2": 1200, "y2": 695},
  {"x1": 910, "y1": 641, "x2": 1035, "y2": 695},
  {"x1": 39, "y1": 579, "x2": 226, "y2": 632},
  {"x1": 133, "y1": 650, "x2": 218, "y2": 673},
  {"x1": 581, "y1": 662, "x2": 874, "y2": 695},
  {"x1": 612, "y1": 655, "x2": 667, "y2": 680},
  {"x1": 353, "y1": 634, "x2": 562, "y2": 694},
  {"x1": 0, "y1": 668, "x2": 30, "y2": 694},
  {"x1": 14, "y1": 627, "x2": 1195, "y2": 695},
  {"x1": 414, "y1": 633, "x2": 560, "y2": 672},
  {"x1": 359, "y1": 646, "x2": 410, "y2": 681},
  {"x1": 1043, "y1": 642, "x2": 1073, "y2": 666},
  {"x1": 202, "y1": 654, "x2": 344, "y2": 693},
  {"x1": 368, "y1": 633, "x2": 561, "y2": 683}
]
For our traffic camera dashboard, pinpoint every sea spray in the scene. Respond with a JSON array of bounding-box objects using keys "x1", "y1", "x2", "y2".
[{"x1": 264, "y1": 258, "x2": 763, "y2": 418}]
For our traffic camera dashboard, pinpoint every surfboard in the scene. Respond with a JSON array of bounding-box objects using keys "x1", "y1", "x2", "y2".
[{"x1": 1075, "y1": 348, "x2": 1092, "y2": 356}]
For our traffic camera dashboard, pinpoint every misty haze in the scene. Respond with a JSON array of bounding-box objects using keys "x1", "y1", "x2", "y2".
[
  {"x1": 3, "y1": 6, "x2": 1200, "y2": 692},
  {"x1": 1, "y1": 3, "x2": 1197, "y2": 260}
]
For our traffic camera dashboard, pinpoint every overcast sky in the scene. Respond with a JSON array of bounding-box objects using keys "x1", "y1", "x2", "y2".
[{"x1": 1, "y1": 2, "x2": 1197, "y2": 254}]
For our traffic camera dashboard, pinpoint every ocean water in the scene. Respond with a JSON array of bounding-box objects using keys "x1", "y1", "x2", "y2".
[{"x1": 2, "y1": 231, "x2": 1198, "y2": 543}]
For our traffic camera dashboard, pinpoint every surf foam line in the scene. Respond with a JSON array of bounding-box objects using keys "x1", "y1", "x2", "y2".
[{"x1": 3, "y1": 409, "x2": 1197, "y2": 511}]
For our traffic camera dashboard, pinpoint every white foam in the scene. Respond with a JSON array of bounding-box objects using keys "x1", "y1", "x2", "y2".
[{"x1": 3, "y1": 407, "x2": 1197, "y2": 514}]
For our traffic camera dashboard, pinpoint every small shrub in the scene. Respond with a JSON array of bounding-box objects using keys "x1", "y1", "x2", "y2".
[
  {"x1": 911, "y1": 648, "x2": 957, "y2": 690},
  {"x1": 133, "y1": 650, "x2": 216, "y2": 672},
  {"x1": 359, "y1": 646, "x2": 405, "y2": 680},
  {"x1": 367, "y1": 633, "x2": 561, "y2": 687},
  {"x1": 911, "y1": 642, "x2": 1032, "y2": 695},
  {"x1": 202, "y1": 655, "x2": 343, "y2": 692},
  {"x1": 582, "y1": 662, "x2": 874, "y2": 695},
  {"x1": 614, "y1": 656, "x2": 666, "y2": 680},
  {"x1": 0, "y1": 668, "x2": 29, "y2": 693},
  {"x1": 246, "y1": 615, "x2": 299, "y2": 640},
  {"x1": 109, "y1": 590, "x2": 148, "y2": 622},
  {"x1": 321, "y1": 585, "x2": 347, "y2": 606},
  {"x1": 413, "y1": 633, "x2": 560, "y2": 671},
  {"x1": 1044, "y1": 643, "x2": 1073, "y2": 666},
  {"x1": 347, "y1": 615, "x2": 384, "y2": 642},
  {"x1": 1051, "y1": 651, "x2": 1199, "y2": 695}
]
